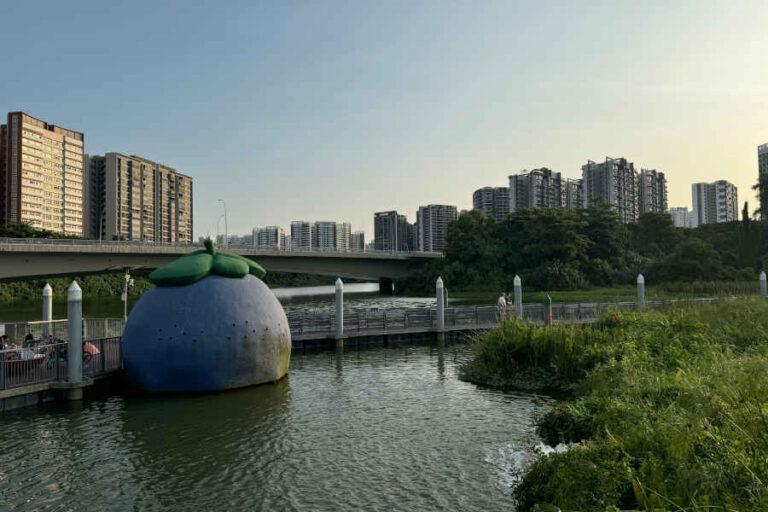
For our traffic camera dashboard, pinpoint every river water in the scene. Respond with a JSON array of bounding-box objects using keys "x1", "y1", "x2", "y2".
[
  {"x1": 0, "y1": 283, "x2": 460, "y2": 322},
  {"x1": 0, "y1": 342, "x2": 547, "y2": 511}
]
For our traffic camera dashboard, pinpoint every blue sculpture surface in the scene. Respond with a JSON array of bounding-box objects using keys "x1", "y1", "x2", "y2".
[{"x1": 122, "y1": 274, "x2": 291, "y2": 392}]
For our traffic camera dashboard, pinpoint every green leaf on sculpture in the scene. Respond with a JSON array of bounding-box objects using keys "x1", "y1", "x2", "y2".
[
  {"x1": 212, "y1": 253, "x2": 251, "y2": 278},
  {"x1": 149, "y1": 239, "x2": 268, "y2": 286},
  {"x1": 149, "y1": 252, "x2": 214, "y2": 286}
]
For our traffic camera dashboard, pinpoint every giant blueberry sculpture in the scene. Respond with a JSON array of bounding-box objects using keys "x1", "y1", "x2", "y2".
[{"x1": 122, "y1": 240, "x2": 291, "y2": 392}]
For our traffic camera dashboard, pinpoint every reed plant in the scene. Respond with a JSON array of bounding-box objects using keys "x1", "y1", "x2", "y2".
[{"x1": 462, "y1": 298, "x2": 768, "y2": 511}]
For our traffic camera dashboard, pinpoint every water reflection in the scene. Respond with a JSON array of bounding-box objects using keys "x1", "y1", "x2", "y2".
[{"x1": 1, "y1": 344, "x2": 545, "y2": 511}]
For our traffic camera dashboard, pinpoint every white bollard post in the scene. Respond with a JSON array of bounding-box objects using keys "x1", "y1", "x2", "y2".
[
  {"x1": 637, "y1": 273, "x2": 645, "y2": 309},
  {"x1": 436, "y1": 277, "x2": 445, "y2": 333},
  {"x1": 335, "y1": 278, "x2": 344, "y2": 345},
  {"x1": 514, "y1": 275, "x2": 523, "y2": 319},
  {"x1": 761, "y1": 271, "x2": 767, "y2": 298},
  {"x1": 42, "y1": 283, "x2": 52, "y2": 340},
  {"x1": 67, "y1": 281, "x2": 83, "y2": 398}
]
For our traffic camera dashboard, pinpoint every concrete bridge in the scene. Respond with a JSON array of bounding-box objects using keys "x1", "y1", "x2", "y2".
[{"x1": 0, "y1": 238, "x2": 441, "y2": 291}]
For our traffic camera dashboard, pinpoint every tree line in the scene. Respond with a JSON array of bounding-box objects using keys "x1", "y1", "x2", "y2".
[{"x1": 398, "y1": 203, "x2": 766, "y2": 294}]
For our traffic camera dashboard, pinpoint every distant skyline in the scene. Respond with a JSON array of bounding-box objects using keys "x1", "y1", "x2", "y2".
[{"x1": 2, "y1": 0, "x2": 767, "y2": 239}]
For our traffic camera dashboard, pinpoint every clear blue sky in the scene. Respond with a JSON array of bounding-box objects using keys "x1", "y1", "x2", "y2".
[{"x1": 2, "y1": 0, "x2": 767, "y2": 239}]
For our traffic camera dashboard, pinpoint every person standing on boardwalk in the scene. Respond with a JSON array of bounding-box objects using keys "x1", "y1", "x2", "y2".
[{"x1": 497, "y1": 293, "x2": 507, "y2": 321}]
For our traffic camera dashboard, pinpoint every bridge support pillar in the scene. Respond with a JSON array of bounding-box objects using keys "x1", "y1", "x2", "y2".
[
  {"x1": 378, "y1": 277, "x2": 394, "y2": 295},
  {"x1": 67, "y1": 281, "x2": 83, "y2": 401}
]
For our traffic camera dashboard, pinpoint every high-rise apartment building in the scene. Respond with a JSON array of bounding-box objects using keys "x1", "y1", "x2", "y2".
[
  {"x1": 564, "y1": 179, "x2": 584, "y2": 209},
  {"x1": 351, "y1": 231, "x2": 365, "y2": 252},
  {"x1": 252, "y1": 226, "x2": 285, "y2": 249},
  {"x1": 155, "y1": 161, "x2": 193, "y2": 244},
  {"x1": 508, "y1": 168, "x2": 570, "y2": 212},
  {"x1": 0, "y1": 112, "x2": 85, "y2": 235},
  {"x1": 759, "y1": 143, "x2": 768, "y2": 176},
  {"x1": 581, "y1": 157, "x2": 639, "y2": 223},
  {"x1": 638, "y1": 169, "x2": 668, "y2": 215},
  {"x1": 669, "y1": 207, "x2": 690, "y2": 228},
  {"x1": 416, "y1": 204, "x2": 457, "y2": 253},
  {"x1": 84, "y1": 153, "x2": 193, "y2": 243},
  {"x1": 691, "y1": 181, "x2": 738, "y2": 227},
  {"x1": 290, "y1": 221, "x2": 312, "y2": 250},
  {"x1": 335, "y1": 222, "x2": 351, "y2": 251},
  {"x1": 311, "y1": 221, "x2": 337, "y2": 250},
  {"x1": 472, "y1": 186, "x2": 510, "y2": 218},
  {"x1": 373, "y1": 211, "x2": 412, "y2": 251}
]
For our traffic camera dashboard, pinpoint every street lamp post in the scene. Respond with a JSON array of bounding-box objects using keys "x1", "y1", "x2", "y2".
[
  {"x1": 216, "y1": 214, "x2": 225, "y2": 247},
  {"x1": 122, "y1": 272, "x2": 134, "y2": 322},
  {"x1": 218, "y1": 199, "x2": 228, "y2": 249}
]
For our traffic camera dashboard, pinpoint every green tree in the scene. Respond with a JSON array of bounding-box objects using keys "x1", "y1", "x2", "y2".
[
  {"x1": 0, "y1": 221, "x2": 81, "y2": 239},
  {"x1": 650, "y1": 238, "x2": 722, "y2": 282},
  {"x1": 753, "y1": 174, "x2": 768, "y2": 219},
  {"x1": 629, "y1": 212, "x2": 682, "y2": 258}
]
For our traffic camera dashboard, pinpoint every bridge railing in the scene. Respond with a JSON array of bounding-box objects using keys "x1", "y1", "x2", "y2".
[
  {"x1": 0, "y1": 342, "x2": 66, "y2": 390},
  {"x1": 0, "y1": 335, "x2": 122, "y2": 391},
  {"x1": 1, "y1": 318, "x2": 124, "y2": 346},
  {"x1": 0, "y1": 237, "x2": 442, "y2": 257}
]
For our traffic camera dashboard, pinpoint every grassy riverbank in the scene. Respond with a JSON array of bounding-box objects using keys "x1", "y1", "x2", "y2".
[{"x1": 461, "y1": 298, "x2": 768, "y2": 511}]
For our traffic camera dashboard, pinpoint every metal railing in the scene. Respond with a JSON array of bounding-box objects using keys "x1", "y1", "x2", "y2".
[
  {"x1": 285, "y1": 301, "x2": 650, "y2": 336},
  {"x1": 1, "y1": 318, "x2": 124, "y2": 346},
  {"x1": 1, "y1": 299, "x2": 714, "y2": 391},
  {"x1": 0, "y1": 336, "x2": 122, "y2": 391},
  {"x1": 82, "y1": 337, "x2": 122, "y2": 377},
  {"x1": 1, "y1": 342, "x2": 66, "y2": 390}
]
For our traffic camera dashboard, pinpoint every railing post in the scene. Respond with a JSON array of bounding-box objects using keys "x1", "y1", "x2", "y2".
[
  {"x1": 761, "y1": 271, "x2": 767, "y2": 298},
  {"x1": 436, "y1": 277, "x2": 445, "y2": 332},
  {"x1": 42, "y1": 283, "x2": 52, "y2": 341},
  {"x1": 514, "y1": 275, "x2": 523, "y2": 319},
  {"x1": 335, "y1": 278, "x2": 344, "y2": 347},
  {"x1": 637, "y1": 273, "x2": 645, "y2": 309},
  {"x1": 67, "y1": 281, "x2": 84, "y2": 400},
  {"x1": 544, "y1": 294, "x2": 552, "y2": 327}
]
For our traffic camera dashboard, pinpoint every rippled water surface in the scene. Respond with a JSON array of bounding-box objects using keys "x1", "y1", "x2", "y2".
[{"x1": 0, "y1": 343, "x2": 546, "y2": 511}]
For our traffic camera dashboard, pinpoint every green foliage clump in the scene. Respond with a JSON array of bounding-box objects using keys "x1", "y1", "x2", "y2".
[
  {"x1": 0, "y1": 221, "x2": 81, "y2": 239},
  {"x1": 514, "y1": 440, "x2": 634, "y2": 512},
  {"x1": 0, "y1": 273, "x2": 152, "y2": 302},
  {"x1": 463, "y1": 299, "x2": 768, "y2": 511},
  {"x1": 397, "y1": 203, "x2": 768, "y2": 295}
]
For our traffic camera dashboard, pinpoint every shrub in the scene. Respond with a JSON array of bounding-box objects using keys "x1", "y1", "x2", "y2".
[{"x1": 463, "y1": 299, "x2": 768, "y2": 511}]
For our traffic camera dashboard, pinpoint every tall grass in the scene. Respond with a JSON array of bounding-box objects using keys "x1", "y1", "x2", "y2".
[{"x1": 462, "y1": 298, "x2": 768, "y2": 511}]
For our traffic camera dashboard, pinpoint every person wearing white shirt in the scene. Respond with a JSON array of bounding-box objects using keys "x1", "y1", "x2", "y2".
[{"x1": 497, "y1": 294, "x2": 507, "y2": 321}]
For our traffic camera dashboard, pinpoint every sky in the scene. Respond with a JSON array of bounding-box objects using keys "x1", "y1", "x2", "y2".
[{"x1": 2, "y1": 0, "x2": 767, "y2": 239}]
